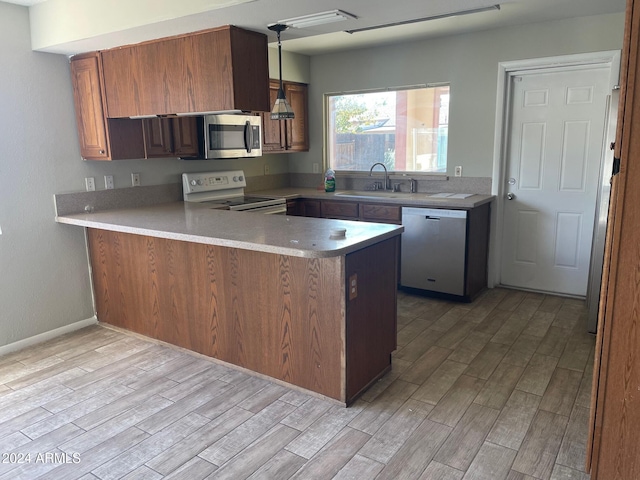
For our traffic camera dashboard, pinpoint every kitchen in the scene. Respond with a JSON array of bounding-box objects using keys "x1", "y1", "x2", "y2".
[{"x1": 0, "y1": 0, "x2": 637, "y2": 479}]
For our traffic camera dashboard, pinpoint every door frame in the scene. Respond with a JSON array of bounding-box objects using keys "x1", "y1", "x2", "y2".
[{"x1": 488, "y1": 50, "x2": 621, "y2": 290}]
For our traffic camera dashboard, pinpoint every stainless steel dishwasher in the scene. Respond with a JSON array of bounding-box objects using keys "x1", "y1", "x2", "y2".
[{"x1": 400, "y1": 207, "x2": 467, "y2": 296}]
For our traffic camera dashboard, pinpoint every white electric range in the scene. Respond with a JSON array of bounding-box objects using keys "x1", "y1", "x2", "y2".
[{"x1": 182, "y1": 170, "x2": 286, "y2": 214}]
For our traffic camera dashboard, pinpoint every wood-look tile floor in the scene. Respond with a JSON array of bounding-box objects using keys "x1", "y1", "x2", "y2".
[{"x1": 0, "y1": 288, "x2": 593, "y2": 480}]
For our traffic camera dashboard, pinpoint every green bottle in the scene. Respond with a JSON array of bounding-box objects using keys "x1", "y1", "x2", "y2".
[{"x1": 324, "y1": 169, "x2": 336, "y2": 192}]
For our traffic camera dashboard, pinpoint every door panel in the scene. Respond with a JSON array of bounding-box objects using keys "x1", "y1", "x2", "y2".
[
  {"x1": 519, "y1": 122, "x2": 546, "y2": 189},
  {"x1": 560, "y1": 121, "x2": 590, "y2": 191},
  {"x1": 501, "y1": 67, "x2": 610, "y2": 296},
  {"x1": 554, "y1": 212, "x2": 582, "y2": 268},
  {"x1": 515, "y1": 210, "x2": 538, "y2": 264}
]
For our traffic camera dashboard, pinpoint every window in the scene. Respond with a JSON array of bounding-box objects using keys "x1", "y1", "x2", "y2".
[{"x1": 326, "y1": 85, "x2": 449, "y2": 173}]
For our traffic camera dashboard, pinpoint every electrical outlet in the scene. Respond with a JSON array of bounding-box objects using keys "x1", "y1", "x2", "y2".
[
  {"x1": 312, "y1": 163, "x2": 320, "y2": 174},
  {"x1": 349, "y1": 274, "x2": 358, "y2": 300},
  {"x1": 454, "y1": 166, "x2": 463, "y2": 177},
  {"x1": 264, "y1": 164, "x2": 270, "y2": 175},
  {"x1": 131, "y1": 173, "x2": 141, "y2": 187},
  {"x1": 104, "y1": 175, "x2": 114, "y2": 190},
  {"x1": 85, "y1": 177, "x2": 95, "y2": 192}
]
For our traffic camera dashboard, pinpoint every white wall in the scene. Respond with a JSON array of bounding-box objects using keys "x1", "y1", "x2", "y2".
[
  {"x1": 29, "y1": 0, "x2": 255, "y2": 51},
  {"x1": 269, "y1": 49, "x2": 310, "y2": 84},
  {"x1": 0, "y1": 3, "x2": 295, "y2": 348},
  {"x1": 0, "y1": 3, "x2": 95, "y2": 346},
  {"x1": 291, "y1": 12, "x2": 625, "y2": 178}
]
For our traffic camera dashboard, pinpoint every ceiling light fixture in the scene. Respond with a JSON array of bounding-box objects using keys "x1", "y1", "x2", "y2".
[
  {"x1": 268, "y1": 24, "x2": 295, "y2": 120},
  {"x1": 344, "y1": 4, "x2": 500, "y2": 34},
  {"x1": 278, "y1": 10, "x2": 357, "y2": 29}
]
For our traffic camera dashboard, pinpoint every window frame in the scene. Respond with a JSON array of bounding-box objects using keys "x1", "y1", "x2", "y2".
[{"x1": 323, "y1": 83, "x2": 451, "y2": 177}]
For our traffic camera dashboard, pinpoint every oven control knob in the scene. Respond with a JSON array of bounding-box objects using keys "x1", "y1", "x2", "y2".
[
  {"x1": 197, "y1": 179, "x2": 203, "y2": 186},
  {"x1": 238, "y1": 175, "x2": 244, "y2": 182},
  {"x1": 190, "y1": 180, "x2": 197, "y2": 186},
  {"x1": 233, "y1": 176, "x2": 239, "y2": 182}
]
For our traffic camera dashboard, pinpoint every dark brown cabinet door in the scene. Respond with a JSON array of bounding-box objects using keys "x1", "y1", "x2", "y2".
[
  {"x1": 286, "y1": 200, "x2": 301, "y2": 216},
  {"x1": 262, "y1": 81, "x2": 287, "y2": 152},
  {"x1": 142, "y1": 117, "x2": 199, "y2": 158},
  {"x1": 142, "y1": 118, "x2": 173, "y2": 157},
  {"x1": 359, "y1": 203, "x2": 402, "y2": 224},
  {"x1": 301, "y1": 200, "x2": 321, "y2": 218},
  {"x1": 172, "y1": 117, "x2": 199, "y2": 157},
  {"x1": 285, "y1": 82, "x2": 309, "y2": 151},
  {"x1": 70, "y1": 54, "x2": 110, "y2": 160},
  {"x1": 321, "y1": 201, "x2": 359, "y2": 220},
  {"x1": 262, "y1": 80, "x2": 309, "y2": 154}
]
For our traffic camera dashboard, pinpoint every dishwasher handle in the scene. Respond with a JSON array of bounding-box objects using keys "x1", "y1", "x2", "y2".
[{"x1": 425, "y1": 216, "x2": 441, "y2": 220}]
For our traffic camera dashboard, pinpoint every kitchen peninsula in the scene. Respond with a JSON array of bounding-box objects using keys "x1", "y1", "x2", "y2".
[{"x1": 56, "y1": 202, "x2": 402, "y2": 405}]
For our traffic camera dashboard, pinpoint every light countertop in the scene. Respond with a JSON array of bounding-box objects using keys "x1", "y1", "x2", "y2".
[
  {"x1": 56, "y1": 202, "x2": 403, "y2": 258},
  {"x1": 252, "y1": 187, "x2": 494, "y2": 209}
]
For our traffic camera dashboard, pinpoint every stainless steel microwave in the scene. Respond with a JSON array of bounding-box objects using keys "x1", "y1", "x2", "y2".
[{"x1": 197, "y1": 114, "x2": 262, "y2": 159}]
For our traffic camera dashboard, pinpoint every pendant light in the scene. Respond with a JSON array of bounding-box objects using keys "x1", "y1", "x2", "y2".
[{"x1": 268, "y1": 24, "x2": 295, "y2": 120}]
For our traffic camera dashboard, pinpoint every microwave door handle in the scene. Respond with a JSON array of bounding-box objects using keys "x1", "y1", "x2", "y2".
[{"x1": 244, "y1": 120, "x2": 252, "y2": 153}]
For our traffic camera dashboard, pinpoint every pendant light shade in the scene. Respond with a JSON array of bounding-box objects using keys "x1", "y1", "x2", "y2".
[{"x1": 268, "y1": 24, "x2": 295, "y2": 120}]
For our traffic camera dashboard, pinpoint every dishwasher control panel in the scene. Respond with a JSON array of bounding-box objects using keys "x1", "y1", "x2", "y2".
[{"x1": 402, "y1": 207, "x2": 467, "y2": 219}]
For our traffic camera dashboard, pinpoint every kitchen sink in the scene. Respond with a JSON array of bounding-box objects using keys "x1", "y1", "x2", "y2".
[{"x1": 334, "y1": 190, "x2": 402, "y2": 199}]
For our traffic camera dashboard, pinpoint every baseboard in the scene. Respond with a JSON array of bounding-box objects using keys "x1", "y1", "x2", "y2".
[{"x1": 0, "y1": 316, "x2": 98, "y2": 357}]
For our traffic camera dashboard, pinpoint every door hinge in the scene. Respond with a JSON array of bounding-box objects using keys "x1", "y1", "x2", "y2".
[{"x1": 613, "y1": 157, "x2": 621, "y2": 175}]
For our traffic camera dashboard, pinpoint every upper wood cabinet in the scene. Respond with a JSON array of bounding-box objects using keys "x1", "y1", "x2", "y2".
[
  {"x1": 70, "y1": 53, "x2": 145, "y2": 161},
  {"x1": 262, "y1": 82, "x2": 287, "y2": 152},
  {"x1": 284, "y1": 82, "x2": 309, "y2": 152},
  {"x1": 101, "y1": 26, "x2": 270, "y2": 118},
  {"x1": 142, "y1": 117, "x2": 199, "y2": 158},
  {"x1": 262, "y1": 80, "x2": 309, "y2": 153}
]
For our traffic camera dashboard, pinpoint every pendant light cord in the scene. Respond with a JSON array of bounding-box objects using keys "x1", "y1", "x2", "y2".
[{"x1": 277, "y1": 30, "x2": 284, "y2": 94}]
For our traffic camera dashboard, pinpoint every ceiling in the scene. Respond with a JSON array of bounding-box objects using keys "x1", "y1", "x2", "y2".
[{"x1": 2, "y1": 0, "x2": 626, "y2": 55}]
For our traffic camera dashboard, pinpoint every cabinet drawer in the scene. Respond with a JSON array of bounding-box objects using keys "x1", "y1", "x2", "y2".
[
  {"x1": 359, "y1": 204, "x2": 402, "y2": 224},
  {"x1": 321, "y1": 201, "x2": 359, "y2": 219}
]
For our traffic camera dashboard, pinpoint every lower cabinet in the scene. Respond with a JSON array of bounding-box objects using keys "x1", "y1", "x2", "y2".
[
  {"x1": 87, "y1": 228, "x2": 398, "y2": 405},
  {"x1": 321, "y1": 201, "x2": 359, "y2": 220},
  {"x1": 290, "y1": 199, "x2": 402, "y2": 224},
  {"x1": 288, "y1": 199, "x2": 321, "y2": 217},
  {"x1": 289, "y1": 197, "x2": 489, "y2": 300},
  {"x1": 359, "y1": 203, "x2": 402, "y2": 224}
]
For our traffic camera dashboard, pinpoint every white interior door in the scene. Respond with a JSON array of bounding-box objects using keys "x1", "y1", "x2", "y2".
[{"x1": 500, "y1": 67, "x2": 609, "y2": 296}]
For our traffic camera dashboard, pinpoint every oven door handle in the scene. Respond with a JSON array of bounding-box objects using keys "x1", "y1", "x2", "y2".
[{"x1": 244, "y1": 120, "x2": 253, "y2": 154}]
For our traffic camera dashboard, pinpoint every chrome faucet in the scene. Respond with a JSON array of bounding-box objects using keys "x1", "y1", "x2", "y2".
[{"x1": 369, "y1": 162, "x2": 389, "y2": 190}]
